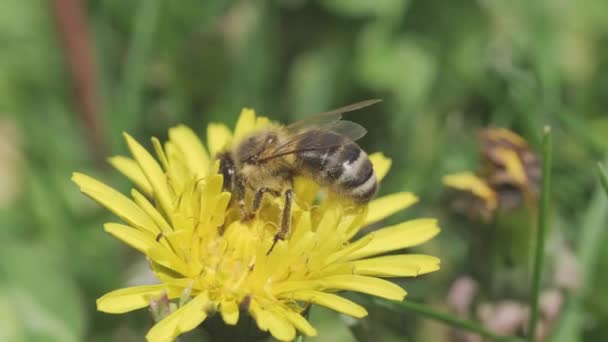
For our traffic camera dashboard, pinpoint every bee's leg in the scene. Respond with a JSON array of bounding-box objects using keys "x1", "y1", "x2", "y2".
[
  {"x1": 219, "y1": 174, "x2": 247, "y2": 235},
  {"x1": 242, "y1": 187, "x2": 280, "y2": 221},
  {"x1": 235, "y1": 175, "x2": 248, "y2": 218},
  {"x1": 252, "y1": 188, "x2": 281, "y2": 213},
  {"x1": 267, "y1": 189, "x2": 293, "y2": 254}
]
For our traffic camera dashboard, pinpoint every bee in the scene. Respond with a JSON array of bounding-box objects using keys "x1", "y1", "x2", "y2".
[{"x1": 216, "y1": 99, "x2": 381, "y2": 251}]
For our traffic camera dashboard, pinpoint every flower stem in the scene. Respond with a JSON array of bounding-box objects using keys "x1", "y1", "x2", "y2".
[
  {"x1": 372, "y1": 299, "x2": 525, "y2": 342},
  {"x1": 527, "y1": 126, "x2": 552, "y2": 342}
]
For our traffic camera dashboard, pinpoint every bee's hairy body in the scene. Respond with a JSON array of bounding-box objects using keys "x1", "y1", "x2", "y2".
[
  {"x1": 218, "y1": 127, "x2": 377, "y2": 204},
  {"x1": 216, "y1": 99, "x2": 381, "y2": 253}
]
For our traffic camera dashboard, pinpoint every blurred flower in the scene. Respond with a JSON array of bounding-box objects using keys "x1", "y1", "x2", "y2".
[
  {"x1": 443, "y1": 128, "x2": 540, "y2": 220},
  {"x1": 479, "y1": 128, "x2": 541, "y2": 207},
  {"x1": 476, "y1": 290, "x2": 563, "y2": 342},
  {"x1": 446, "y1": 276, "x2": 566, "y2": 342},
  {"x1": 447, "y1": 276, "x2": 479, "y2": 317},
  {"x1": 478, "y1": 300, "x2": 528, "y2": 336},
  {"x1": 442, "y1": 172, "x2": 497, "y2": 221},
  {"x1": 72, "y1": 109, "x2": 440, "y2": 341}
]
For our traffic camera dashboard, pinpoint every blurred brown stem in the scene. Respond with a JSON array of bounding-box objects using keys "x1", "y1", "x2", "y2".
[{"x1": 50, "y1": 0, "x2": 106, "y2": 163}]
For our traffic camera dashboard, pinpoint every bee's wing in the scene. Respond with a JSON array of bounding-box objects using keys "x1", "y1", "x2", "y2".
[
  {"x1": 257, "y1": 99, "x2": 380, "y2": 162},
  {"x1": 284, "y1": 99, "x2": 382, "y2": 134},
  {"x1": 258, "y1": 120, "x2": 368, "y2": 162}
]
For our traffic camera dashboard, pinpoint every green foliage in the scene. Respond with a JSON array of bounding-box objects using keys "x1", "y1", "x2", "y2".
[{"x1": 1, "y1": 0, "x2": 608, "y2": 340}]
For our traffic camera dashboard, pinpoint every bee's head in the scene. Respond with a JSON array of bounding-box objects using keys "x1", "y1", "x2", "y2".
[{"x1": 236, "y1": 131, "x2": 279, "y2": 165}]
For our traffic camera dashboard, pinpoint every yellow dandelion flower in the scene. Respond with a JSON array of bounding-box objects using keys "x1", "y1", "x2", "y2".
[
  {"x1": 443, "y1": 128, "x2": 541, "y2": 220},
  {"x1": 442, "y1": 172, "x2": 498, "y2": 212},
  {"x1": 72, "y1": 108, "x2": 440, "y2": 342}
]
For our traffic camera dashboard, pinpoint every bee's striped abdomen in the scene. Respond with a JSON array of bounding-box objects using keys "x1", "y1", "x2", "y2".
[{"x1": 297, "y1": 131, "x2": 377, "y2": 204}]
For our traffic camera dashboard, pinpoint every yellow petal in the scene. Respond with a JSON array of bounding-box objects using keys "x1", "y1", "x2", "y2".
[
  {"x1": 365, "y1": 192, "x2": 418, "y2": 226},
  {"x1": 72, "y1": 173, "x2": 158, "y2": 234},
  {"x1": 169, "y1": 125, "x2": 210, "y2": 178},
  {"x1": 289, "y1": 291, "x2": 367, "y2": 318},
  {"x1": 207, "y1": 123, "x2": 232, "y2": 157},
  {"x1": 294, "y1": 176, "x2": 320, "y2": 206},
  {"x1": 104, "y1": 223, "x2": 159, "y2": 254},
  {"x1": 369, "y1": 152, "x2": 392, "y2": 182},
  {"x1": 147, "y1": 244, "x2": 190, "y2": 277},
  {"x1": 255, "y1": 116, "x2": 271, "y2": 129},
  {"x1": 220, "y1": 300, "x2": 239, "y2": 325},
  {"x1": 319, "y1": 275, "x2": 406, "y2": 301},
  {"x1": 131, "y1": 189, "x2": 173, "y2": 234},
  {"x1": 97, "y1": 285, "x2": 179, "y2": 313},
  {"x1": 233, "y1": 108, "x2": 257, "y2": 141},
  {"x1": 275, "y1": 307, "x2": 317, "y2": 337},
  {"x1": 348, "y1": 219, "x2": 440, "y2": 260},
  {"x1": 151, "y1": 137, "x2": 170, "y2": 171},
  {"x1": 124, "y1": 133, "x2": 173, "y2": 217},
  {"x1": 325, "y1": 234, "x2": 374, "y2": 265},
  {"x1": 442, "y1": 172, "x2": 497, "y2": 210},
  {"x1": 146, "y1": 293, "x2": 210, "y2": 342},
  {"x1": 249, "y1": 302, "x2": 295, "y2": 342},
  {"x1": 108, "y1": 156, "x2": 153, "y2": 195},
  {"x1": 494, "y1": 148, "x2": 527, "y2": 185},
  {"x1": 483, "y1": 128, "x2": 527, "y2": 147},
  {"x1": 351, "y1": 254, "x2": 440, "y2": 277}
]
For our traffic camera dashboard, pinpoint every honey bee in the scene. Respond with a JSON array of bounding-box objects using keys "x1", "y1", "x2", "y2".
[{"x1": 216, "y1": 99, "x2": 381, "y2": 251}]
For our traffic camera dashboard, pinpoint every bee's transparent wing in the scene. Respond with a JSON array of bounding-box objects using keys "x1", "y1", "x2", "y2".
[
  {"x1": 284, "y1": 99, "x2": 382, "y2": 134},
  {"x1": 258, "y1": 120, "x2": 368, "y2": 162},
  {"x1": 257, "y1": 99, "x2": 380, "y2": 162}
]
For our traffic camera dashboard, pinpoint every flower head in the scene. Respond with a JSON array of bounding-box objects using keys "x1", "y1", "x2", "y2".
[
  {"x1": 443, "y1": 128, "x2": 540, "y2": 220},
  {"x1": 73, "y1": 108, "x2": 440, "y2": 341}
]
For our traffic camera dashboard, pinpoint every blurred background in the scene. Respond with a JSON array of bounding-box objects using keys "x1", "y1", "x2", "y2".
[{"x1": 1, "y1": 0, "x2": 608, "y2": 341}]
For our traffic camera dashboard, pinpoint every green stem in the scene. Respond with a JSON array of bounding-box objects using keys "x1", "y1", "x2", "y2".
[
  {"x1": 527, "y1": 126, "x2": 552, "y2": 342},
  {"x1": 373, "y1": 299, "x2": 525, "y2": 342}
]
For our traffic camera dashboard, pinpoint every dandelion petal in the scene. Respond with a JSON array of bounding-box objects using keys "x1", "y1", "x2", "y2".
[
  {"x1": 108, "y1": 156, "x2": 153, "y2": 195},
  {"x1": 365, "y1": 192, "x2": 419, "y2": 226},
  {"x1": 146, "y1": 293, "x2": 210, "y2": 342},
  {"x1": 349, "y1": 219, "x2": 440, "y2": 260},
  {"x1": 207, "y1": 123, "x2": 232, "y2": 156},
  {"x1": 250, "y1": 302, "x2": 296, "y2": 342},
  {"x1": 72, "y1": 173, "x2": 158, "y2": 234},
  {"x1": 97, "y1": 285, "x2": 179, "y2": 314},
  {"x1": 220, "y1": 300, "x2": 239, "y2": 325},
  {"x1": 289, "y1": 291, "x2": 368, "y2": 318},
  {"x1": 233, "y1": 108, "x2": 257, "y2": 141},
  {"x1": 169, "y1": 125, "x2": 210, "y2": 177},
  {"x1": 104, "y1": 223, "x2": 158, "y2": 254},
  {"x1": 351, "y1": 254, "x2": 441, "y2": 277},
  {"x1": 320, "y1": 275, "x2": 406, "y2": 301},
  {"x1": 369, "y1": 152, "x2": 392, "y2": 182},
  {"x1": 124, "y1": 133, "x2": 173, "y2": 217}
]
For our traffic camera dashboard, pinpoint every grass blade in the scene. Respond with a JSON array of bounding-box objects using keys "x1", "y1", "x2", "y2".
[
  {"x1": 527, "y1": 126, "x2": 552, "y2": 341},
  {"x1": 372, "y1": 298, "x2": 525, "y2": 342}
]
